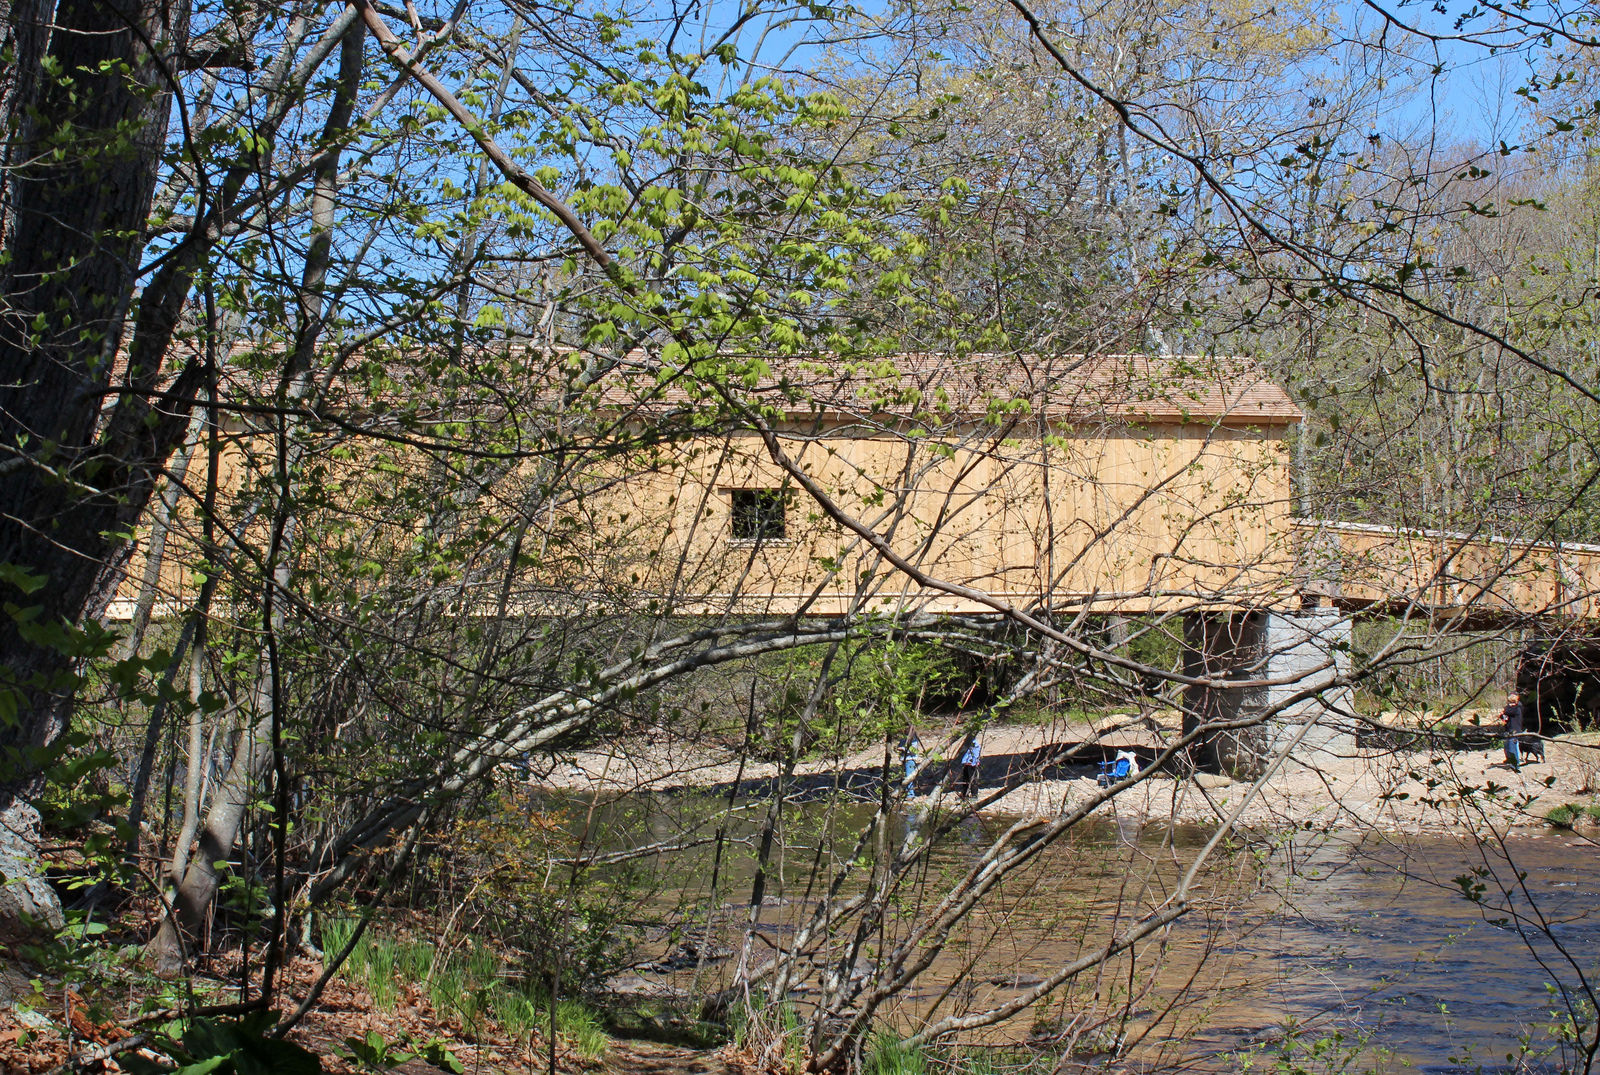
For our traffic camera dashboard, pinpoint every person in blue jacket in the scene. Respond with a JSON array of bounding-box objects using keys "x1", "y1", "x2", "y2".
[
  {"x1": 957, "y1": 735, "x2": 982, "y2": 800},
  {"x1": 1503, "y1": 692, "x2": 1525, "y2": 771},
  {"x1": 900, "y1": 726, "x2": 923, "y2": 797}
]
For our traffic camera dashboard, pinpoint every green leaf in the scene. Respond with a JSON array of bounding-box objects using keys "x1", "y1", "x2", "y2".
[
  {"x1": 0, "y1": 563, "x2": 47, "y2": 594},
  {"x1": 420, "y1": 1039, "x2": 466, "y2": 1074},
  {"x1": 171, "y1": 1059, "x2": 230, "y2": 1075}
]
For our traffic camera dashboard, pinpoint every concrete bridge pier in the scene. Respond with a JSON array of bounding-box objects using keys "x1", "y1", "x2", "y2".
[{"x1": 1182, "y1": 608, "x2": 1355, "y2": 779}]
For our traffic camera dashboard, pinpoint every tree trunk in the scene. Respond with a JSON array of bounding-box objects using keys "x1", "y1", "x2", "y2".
[
  {"x1": 0, "y1": 0, "x2": 54, "y2": 249},
  {"x1": 0, "y1": 0, "x2": 194, "y2": 824},
  {"x1": 117, "y1": 415, "x2": 206, "y2": 662},
  {"x1": 170, "y1": 641, "x2": 211, "y2": 885},
  {"x1": 147, "y1": 710, "x2": 272, "y2": 976},
  {"x1": 145, "y1": 20, "x2": 365, "y2": 973}
]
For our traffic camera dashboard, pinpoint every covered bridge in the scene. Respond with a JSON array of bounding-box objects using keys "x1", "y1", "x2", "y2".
[{"x1": 116, "y1": 349, "x2": 1600, "y2": 771}]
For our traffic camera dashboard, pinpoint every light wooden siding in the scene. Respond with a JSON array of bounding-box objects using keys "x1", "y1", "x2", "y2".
[
  {"x1": 108, "y1": 415, "x2": 1298, "y2": 622},
  {"x1": 995, "y1": 423, "x2": 1294, "y2": 608},
  {"x1": 106, "y1": 433, "x2": 254, "y2": 622},
  {"x1": 1297, "y1": 520, "x2": 1600, "y2": 620},
  {"x1": 602, "y1": 418, "x2": 1298, "y2": 615}
]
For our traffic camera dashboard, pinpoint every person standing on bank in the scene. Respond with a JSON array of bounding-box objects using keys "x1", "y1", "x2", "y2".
[
  {"x1": 900, "y1": 726, "x2": 923, "y2": 797},
  {"x1": 1503, "y1": 692, "x2": 1525, "y2": 772},
  {"x1": 958, "y1": 734, "x2": 982, "y2": 800}
]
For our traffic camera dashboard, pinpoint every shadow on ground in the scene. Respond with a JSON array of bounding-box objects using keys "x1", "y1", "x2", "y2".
[{"x1": 658, "y1": 741, "x2": 1172, "y2": 802}]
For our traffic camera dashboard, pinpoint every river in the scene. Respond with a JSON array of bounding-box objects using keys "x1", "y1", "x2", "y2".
[{"x1": 549, "y1": 792, "x2": 1600, "y2": 1072}]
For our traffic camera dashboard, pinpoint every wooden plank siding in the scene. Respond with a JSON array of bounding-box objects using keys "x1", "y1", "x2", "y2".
[
  {"x1": 104, "y1": 353, "x2": 1308, "y2": 622},
  {"x1": 599, "y1": 419, "x2": 1302, "y2": 616},
  {"x1": 1294, "y1": 520, "x2": 1600, "y2": 624}
]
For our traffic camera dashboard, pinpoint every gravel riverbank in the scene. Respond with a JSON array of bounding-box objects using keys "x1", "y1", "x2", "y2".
[{"x1": 535, "y1": 714, "x2": 1600, "y2": 836}]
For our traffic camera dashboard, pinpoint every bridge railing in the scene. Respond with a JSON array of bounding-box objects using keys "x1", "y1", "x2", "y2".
[{"x1": 1293, "y1": 519, "x2": 1600, "y2": 623}]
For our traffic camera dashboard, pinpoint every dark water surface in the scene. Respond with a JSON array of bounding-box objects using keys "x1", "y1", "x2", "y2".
[
  {"x1": 1207, "y1": 828, "x2": 1600, "y2": 1073},
  {"x1": 552, "y1": 792, "x2": 1600, "y2": 1072}
]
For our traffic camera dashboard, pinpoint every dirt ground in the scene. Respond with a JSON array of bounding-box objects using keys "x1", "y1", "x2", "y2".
[
  {"x1": 0, "y1": 948, "x2": 697, "y2": 1075},
  {"x1": 536, "y1": 713, "x2": 1600, "y2": 836}
]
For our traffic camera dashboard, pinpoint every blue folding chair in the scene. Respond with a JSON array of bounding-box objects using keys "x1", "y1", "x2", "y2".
[{"x1": 1097, "y1": 755, "x2": 1132, "y2": 787}]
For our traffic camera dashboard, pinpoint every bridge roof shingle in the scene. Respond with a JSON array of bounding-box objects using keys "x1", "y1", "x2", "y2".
[{"x1": 602, "y1": 351, "x2": 1300, "y2": 426}]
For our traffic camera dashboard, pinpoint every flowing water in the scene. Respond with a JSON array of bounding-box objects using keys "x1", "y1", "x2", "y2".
[{"x1": 548, "y1": 791, "x2": 1600, "y2": 1072}]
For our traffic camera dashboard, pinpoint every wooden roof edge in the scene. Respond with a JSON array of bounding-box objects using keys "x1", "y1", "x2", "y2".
[{"x1": 110, "y1": 342, "x2": 1302, "y2": 425}]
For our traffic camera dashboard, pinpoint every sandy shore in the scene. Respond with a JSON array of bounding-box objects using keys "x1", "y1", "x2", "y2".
[{"x1": 534, "y1": 715, "x2": 1600, "y2": 835}]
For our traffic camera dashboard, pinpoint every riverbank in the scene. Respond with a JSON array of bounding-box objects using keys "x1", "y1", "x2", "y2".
[{"x1": 536, "y1": 714, "x2": 1600, "y2": 835}]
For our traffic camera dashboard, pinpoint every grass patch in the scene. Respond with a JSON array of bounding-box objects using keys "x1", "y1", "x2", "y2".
[
  {"x1": 1003, "y1": 704, "x2": 1102, "y2": 727},
  {"x1": 865, "y1": 1031, "x2": 927, "y2": 1075},
  {"x1": 491, "y1": 989, "x2": 542, "y2": 1041},
  {"x1": 1546, "y1": 803, "x2": 1600, "y2": 828},
  {"x1": 862, "y1": 1035, "x2": 1043, "y2": 1074},
  {"x1": 319, "y1": 918, "x2": 397, "y2": 1011},
  {"x1": 395, "y1": 939, "x2": 434, "y2": 982},
  {"x1": 558, "y1": 998, "x2": 609, "y2": 1060},
  {"x1": 364, "y1": 937, "x2": 398, "y2": 1011},
  {"x1": 427, "y1": 961, "x2": 464, "y2": 1019},
  {"x1": 320, "y1": 917, "x2": 359, "y2": 966}
]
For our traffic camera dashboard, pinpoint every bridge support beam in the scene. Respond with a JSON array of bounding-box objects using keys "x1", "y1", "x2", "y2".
[{"x1": 1183, "y1": 609, "x2": 1355, "y2": 779}]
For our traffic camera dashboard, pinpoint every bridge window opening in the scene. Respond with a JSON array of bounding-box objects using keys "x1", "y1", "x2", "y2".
[{"x1": 731, "y1": 488, "x2": 788, "y2": 542}]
